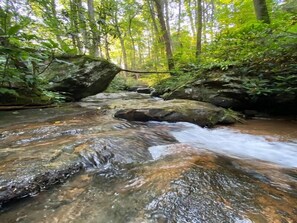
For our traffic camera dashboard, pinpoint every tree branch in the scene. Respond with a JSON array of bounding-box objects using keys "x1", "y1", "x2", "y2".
[
  {"x1": 38, "y1": 54, "x2": 55, "y2": 75},
  {"x1": 120, "y1": 68, "x2": 171, "y2": 74}
]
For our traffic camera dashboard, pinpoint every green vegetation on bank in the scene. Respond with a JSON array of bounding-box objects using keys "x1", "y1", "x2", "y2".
[
  {"x1": 0, "y1": 0, "x2": 296, "y2": 107},
  {"x1": 152, "y1": 20, "x2": 297, "y2": 100}
]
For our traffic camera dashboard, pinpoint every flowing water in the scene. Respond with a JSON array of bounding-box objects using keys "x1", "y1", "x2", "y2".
[{"x1": 0, "y1": 106, "x2": 297, "y2": 223}]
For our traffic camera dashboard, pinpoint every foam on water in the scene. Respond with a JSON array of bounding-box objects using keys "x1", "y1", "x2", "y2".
[{"x1": 149, "y1": 122, "x2": 297, "y2": 167}]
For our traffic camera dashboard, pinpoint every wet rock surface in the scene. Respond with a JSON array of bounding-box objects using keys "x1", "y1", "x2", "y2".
[
  {"x1": 1, "y1": 148, "x2": 296, "y2": 223},
  {"x1": 113, "y1": 100, "x2": 230, "y2": 127},
  {"x1": 136, "y1": 87, "x2": 153, "y2": 94},
  {"x1": 0, "y1": 106, "x2": 175, "y2": 206},
  {"x1": 145, "y1": 154, "x2": 297, "y2": 223},
  {"x1": 0, "y1": 95, "x2": 297, "y2": 222}
]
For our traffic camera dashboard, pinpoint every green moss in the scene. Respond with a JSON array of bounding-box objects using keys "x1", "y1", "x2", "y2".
[{"x1": 0, "y1": 87, "x2": 62, "y2": 106}]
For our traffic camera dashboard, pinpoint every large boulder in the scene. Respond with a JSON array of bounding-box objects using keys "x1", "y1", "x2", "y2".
[{"x1": 44, "y1": 55, "x2": 121, "y2": 101}]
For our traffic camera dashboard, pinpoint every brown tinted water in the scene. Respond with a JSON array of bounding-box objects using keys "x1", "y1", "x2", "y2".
[
  {"x1": 0, "y1": 107, "x2": 296, "y2": 223},
  {"x1": 229, "y1": 118, "x2": 297, "y2": 142}
]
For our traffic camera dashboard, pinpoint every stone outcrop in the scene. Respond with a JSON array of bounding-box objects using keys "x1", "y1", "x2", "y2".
[
  {"x1": 164, "y1": 76, "x2": 248, "y2": 110},
  {"x1": 161, "y1": 62, "x2": 297, "y2": 115},
  {"x1": 0, "y1": 92, "x2": 238, "y2": 205},
  {"x1": 44, "y1": 55, "x2": 121, "y2": 101}
]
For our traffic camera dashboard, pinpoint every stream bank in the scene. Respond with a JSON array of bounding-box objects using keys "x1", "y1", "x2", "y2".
[{"x1": 154, "y1": 55, "x2": 297, "y2": 116}]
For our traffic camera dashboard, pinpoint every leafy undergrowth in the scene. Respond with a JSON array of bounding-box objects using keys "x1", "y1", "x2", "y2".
[
  {"x1": 153, "y1": 18, "x2": 297, "y2": 100},
  {"x1": 0, "y1": 87, "x2": 64, "y2": 106},
  {"x1": 105, "y1": 74, "x2": 147, "y2": 92}
]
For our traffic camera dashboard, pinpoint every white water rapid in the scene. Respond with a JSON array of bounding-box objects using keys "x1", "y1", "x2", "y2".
[{"x1": 149, "y1": 122, "x2": 297, "y2": 167}]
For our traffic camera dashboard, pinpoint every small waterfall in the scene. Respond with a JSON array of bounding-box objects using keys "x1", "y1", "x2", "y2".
[{"x1": 149, "y1": 122, "x2": 297, "y2": 167}]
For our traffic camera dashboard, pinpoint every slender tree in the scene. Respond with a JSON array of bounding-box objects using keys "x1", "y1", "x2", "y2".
[
  {"x1": 49, "y1": 0, "x2": 63, "y2": 44},
  {"x1": 69, "y1": 0, "x2": 83, "y2": 54},
  {"x1": 185, "y1": 0, "x2": 196, "y2": 37},
  {"x1": 177, "y1": 0, "x2": 182, "y2": 35},
  {"x1": 148, "y1": 0, "x2": 160, "y2": 35},
  {"x1": 195, "y1": 0, "x2": 202, "y2": 58},
  {"x1": 153, "y1": 0, "x2": 174, "y2": 70},
  {"x1": 87, "y1": 0, "x2": 99, "y2": 57},
  {"x1": 253, "y1": 0, "x2": 270, "y2": 24},
  {"x1": 76, "y1": 0, "x2": 88, "y2": 52},
  {"x1": 128, "y1": 13, "x2": 137, "y2": 69},
  {"x1": 113, "y1": 10, "x2": 128, "y2": 71}
]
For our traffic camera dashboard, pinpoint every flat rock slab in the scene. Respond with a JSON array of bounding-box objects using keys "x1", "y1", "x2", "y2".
[
  {"x1": 81, "y1": 92, "x2": 151, "y2": 101},
  {"x1": 114, "y1": 99, "x2": 234, "y2": 127},
  {"x1": 81, "y1": 92, "x2": 236, "y2": 127}
]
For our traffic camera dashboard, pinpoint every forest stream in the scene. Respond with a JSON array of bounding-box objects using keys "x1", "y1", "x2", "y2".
[{"x1": 0, "y1": 102, "x2": 297, "y2": 223}]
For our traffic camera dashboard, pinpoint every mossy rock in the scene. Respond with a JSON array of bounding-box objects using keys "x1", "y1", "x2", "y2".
[
  {"x1": 0, "y1": 88, "x2": 54, "y2": 106},
  {"x1": 43, "y1": 55, "x2": 121, "y2": 101}
]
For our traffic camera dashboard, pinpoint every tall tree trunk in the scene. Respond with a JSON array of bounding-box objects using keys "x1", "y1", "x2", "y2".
[
  {"x1": 87, "y1": 0, "x2": 99, "y2": 57},
  {"x1": 148, "y1": 0, "x2": 160, "y2": 39},
  {"x1": 209, "y1": 0, "x2": 215, "y2": 41},
  {"x1": 177, "y1": 0, "x2": 182, "y2": 34},
  {"x1": 128, "y1": 16, "x2": 136, "y2": 70},
  {"x1": 185, "y1": 0, "x2": 196, "y2": 37},
  {"x1": 153, "y1": 0, "x2": 174, "y2": 71},
  {"x1": 70, "y1": 0, "x2": 83, "y2": 54},
  {"x1": 195, "y1": 0, "x2": 202, "y2": 58},
  {"x1": 76, "y1": 0, "x2": 88, "y2": 52},
  {"x1": 104, "y1": 35, "x2": 110, "y2": 60},
  {"x1": 119, "y1": 36, "x2": 128, "y2": 72},
  {"x1": 202, "y1": 1, "x2": 207, "y2": 43},
  {"x1": 176, "y1": 0, "x2": 183, "y2": 51},
  {"x1": 164, "y1": 0, "x2": 171, "y2": 38},
  {"x1": 114, "y1": 13, "x2": 128, "y2": 72},
  {"x1": 253, "y1": 0, "x2": 270, "y2": 24},
  {"x1": 49, "y1": 0, "x2": 63, "y2": 44},
  {"x1": 149, "y1": 25, "x2": 160, "y2": 70},
  {"x1": 138, "y1": 43, "x2": 143, "y2": 67}
]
